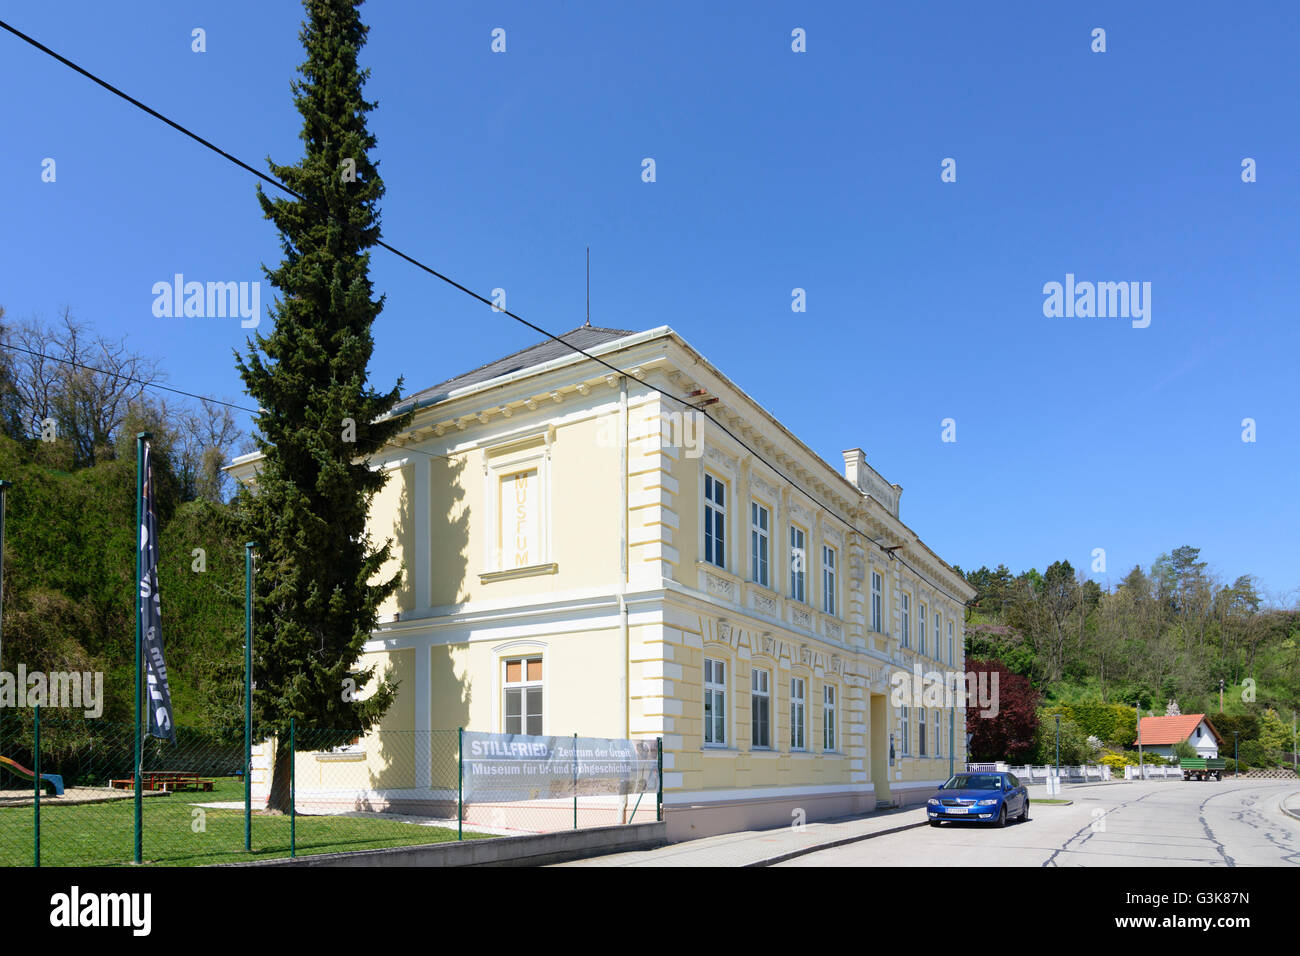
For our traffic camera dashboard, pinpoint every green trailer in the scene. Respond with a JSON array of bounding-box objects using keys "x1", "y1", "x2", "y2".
[{"x1": 1180, "y1": 757, "x2": 1225, "y2": 781}]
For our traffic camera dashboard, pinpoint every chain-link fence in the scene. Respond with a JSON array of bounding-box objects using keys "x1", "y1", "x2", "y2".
[{"x1": 0, "y1": 710, "x2": 661, "y2": 866}]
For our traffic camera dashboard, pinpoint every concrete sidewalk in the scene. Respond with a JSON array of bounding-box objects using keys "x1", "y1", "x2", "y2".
[{"x1": 552, "y1": 804, "x2": 929, "y2": 867}]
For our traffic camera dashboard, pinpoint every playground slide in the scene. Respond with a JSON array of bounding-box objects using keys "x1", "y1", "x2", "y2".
[{"x1": 0, "y1": 755, "x2": 65, "y2": 796}]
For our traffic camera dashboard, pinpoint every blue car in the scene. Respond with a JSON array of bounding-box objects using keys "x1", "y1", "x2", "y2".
[{"x1": 926, "y1": 771, "x2": 1029, "y2": 827}]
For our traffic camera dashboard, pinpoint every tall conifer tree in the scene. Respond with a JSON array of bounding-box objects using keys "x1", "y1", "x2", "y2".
[{"x1": 235, "y1": 0, "x2": 408, "y2": 810}]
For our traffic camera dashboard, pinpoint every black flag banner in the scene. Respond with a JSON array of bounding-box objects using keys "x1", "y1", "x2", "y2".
[{"x1": 140, "y1": 442, "x2": 175, "y2": 743}]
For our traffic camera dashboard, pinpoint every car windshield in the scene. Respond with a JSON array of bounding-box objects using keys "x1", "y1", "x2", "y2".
[{"x1": 942, "y1": 774, "x2": 1002, "y2": 791}]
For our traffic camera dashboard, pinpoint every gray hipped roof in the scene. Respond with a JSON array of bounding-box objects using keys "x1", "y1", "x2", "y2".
[{"x1": 393, "y1": 325, "x2": 636, "y2": 413}]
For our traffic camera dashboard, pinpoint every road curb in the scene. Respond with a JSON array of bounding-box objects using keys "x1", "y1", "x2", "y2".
[
  {"x1": 744, "y1": 816, "x2": 929, "y2": 867},
  {"x1": 1281, "y1": 791, "x2": 1300, "y2": 823}
]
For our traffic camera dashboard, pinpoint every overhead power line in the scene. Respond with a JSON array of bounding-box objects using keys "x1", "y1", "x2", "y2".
[
  {"x1": 0, "y1": 17, "x2": 972, "y2": 609},
  {"x1": 6, "y1": 342, "x2": 257, "y2": 413}
]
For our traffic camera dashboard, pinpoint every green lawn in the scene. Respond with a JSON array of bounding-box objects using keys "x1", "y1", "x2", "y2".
[{"x1": 0, "y1": 777, "x2": 492, "y2": 866}]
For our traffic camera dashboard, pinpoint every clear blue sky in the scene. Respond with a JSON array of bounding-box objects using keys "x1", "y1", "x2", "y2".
[{"x1": 3, "y1": 2, "x2": 1297, "y2": 601}]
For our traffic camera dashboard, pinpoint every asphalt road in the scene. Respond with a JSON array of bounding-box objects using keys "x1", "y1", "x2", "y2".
[{"x1": 777, "y1": 779, "x2": 1300, "y2": 867}]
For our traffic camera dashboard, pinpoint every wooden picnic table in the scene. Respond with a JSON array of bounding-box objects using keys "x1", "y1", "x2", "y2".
[{"x1": 109, "y1": 771, "x2": 215, "y2": 792}]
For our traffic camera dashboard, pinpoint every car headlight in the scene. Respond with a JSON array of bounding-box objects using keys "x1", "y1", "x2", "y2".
[
  {"x1": 975, "y1": 798, "x2": 1000, "y2": 806},
  {"x1": 927, "y1": 798, "x2": 940, "y2": 806}
]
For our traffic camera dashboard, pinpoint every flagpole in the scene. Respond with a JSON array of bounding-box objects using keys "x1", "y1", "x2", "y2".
[
  {"x1": 244, "y1": 541, "x2": 255, "y2": 852},
  {"x1": 0, "y1": 481, "x2": 9, "y2": 691},
  {"x1": 134, "y1": 432, "x2": 150, "y2": 865},
  {"x1": 0, "y1": 480, "x2": 10, "y2": 755}
]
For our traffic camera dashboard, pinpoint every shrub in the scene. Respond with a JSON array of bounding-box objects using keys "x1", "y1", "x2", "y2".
[
  {"x1": 1043, "y1": 702, "x2": 1138, "y2": 746},
  {"x1": 1238, "y1": 740, "x2": 1275, "y2": 768},
  {"x1": 1172, "y1": 740, "x2": 1197, "y2": 761},
  {"x1": 1035, "y1": 715, "x2": 1095, "y2": 764},
  {"x1": 1212, "y1": 713, "x2": 1261, "y2": 744}
]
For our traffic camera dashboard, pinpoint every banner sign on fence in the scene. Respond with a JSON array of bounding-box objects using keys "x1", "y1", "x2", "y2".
[
  {"x1": 462, "y1": 732, "x2": 658, "y2": 801},
  {"x1": 139, "y1": 442, "x2": 175, "y2": 744}
]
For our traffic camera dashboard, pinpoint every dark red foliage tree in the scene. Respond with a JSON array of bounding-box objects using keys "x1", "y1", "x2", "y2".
[{"x1": 965, "y1": 658, "x2": 1041, "y2": 763}]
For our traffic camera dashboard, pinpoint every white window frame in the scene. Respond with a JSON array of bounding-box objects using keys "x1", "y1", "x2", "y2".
[
  {"x1": 790, "y1": 677, "x2": 806, "y2": 751},
  {"x1": 482, "y1": 433, "x2": 553, "y2": 576},
  {"x1": 704, "y1": 472, "x2": 727, "y2": 570},
  {"x1": 901, "y1": 593, "x2": 911, "y2": 648},
  {"x1": 823, "y1": 684, "x2": 837, "y2": 752},
  {"x1": 948, "y1": 621, "x2": 955, "y2": 666},
  {"x1": 502, "y1": 655, "x2": 544, "y2": 736},
  {"x1": 751, "y1": 667, "x2": 771, "y2": 750},
  {"x1": 871, "y1": 571, "x2": 883, "y2": 632},
  {"x1": 789, "y1": 525, "x2": 807, "y2": 603},
  {"x1": 822, "y1": 545, "x2": 837, "y2": 616},
  {"x1": 751, "y1": 501, "x2": 770, "y2": 588},
  {"x1": 704, "y1": 657, "x2": 727, "y2": 748},
  {"x1": 934, "y1": 612, "x2": 941, "y2": 660},
  {"x1": 918, "y1": 706, "x2": 927, "y2": 756},
  {"x1": 324, "y1": 734, "x2": 364, "y2": 756},
  {"x1": 901, "y1": 706, "x2": 911, "y2": 755},
  {"x1": 934, "y1": 709, "x2": 942, "y2": 757},
  {"x1": 918, "y1": 601, "x2": 927, "y2": 655}
]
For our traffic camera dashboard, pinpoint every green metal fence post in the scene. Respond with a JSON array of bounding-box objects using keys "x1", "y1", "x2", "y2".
[
  {"x1": 244, "y1": 542, "x2": 254, "y2": 853},
  {"x1": 290, "y1": 718, "x2": 296, "y2": 859},
  {"x1": 656, "y1": 737, "x2": 663, "y2": 823},
  {"x1": 33, "y1": 704, "x2": 40, "y2": 867},
  {"x1": 572, "y1": 732, "x2": 578, "y2": 830},
  {"x1": 457, "y1": 727, "x2": 463, "y2": 841}
]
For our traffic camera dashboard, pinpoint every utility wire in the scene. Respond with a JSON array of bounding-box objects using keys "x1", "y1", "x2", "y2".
[
  {"x1": 6, "y1": 341, "x2": 456, "y2": 465},
  {"x1": 6, "y1": 342, "x2": 256, "y2": 413},
  {"x1": 0, "y1": 17, "x2": 971, "y2": 609}
]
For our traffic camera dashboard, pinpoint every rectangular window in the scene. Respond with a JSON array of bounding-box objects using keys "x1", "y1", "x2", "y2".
[
  {"x1": 948, "y1": 621, "x2": 955, "y2": 666},
  {"x1": 871, "y1": 572, "x2": 883, "y2": 632},
  {"x1": 901, "y1": 594, "x2": 911, "y2": 648},
  {"x1": 789, "y1": 526, "x2": 806, "y2": 602},
  {"x1": 918, "y1": 602, "x2": 927, "y2": 654},
  {"x1": 934, "y1": 612, "x2": 941, "y2": 659},
  {"x1": 790, "y1": 678, "x2": 806, "y2": 750},
  {"x1": 704, "y1": 658, "x2": 726, "y2": 746},
  {"x1": 901, "y1": 706, "x2": 911, "y2": 755},
  {"x1": 822, "y1": 546, "x2": 837, "y2": 616},
  {"x1": 504, "y1": 657, "x2": 543, "y2": 735},
  {"x1": 704, "y1": 474, "x2": 726, "y2": 569},
  {"x1": 918, "y1": 707, "x2": 927, "y2": 756},
  {"x1": 485, "y1": 436, "x2": 552, "y2": 576},
  {"x1": 934, "y1": 709, "x2": 942, "y2": 757},
  {"x1": 750, "y1": 502, "x2": 770, "y2": 588},
  {"x1": 751, "y1": 668, "x2": 771, "y2": 749},
  {"x1": 499, "y1": 469, "x2": 540, "y2": 570},
  {"x1": 823, "y1": 685, "x2": 836, "y2": 751}
]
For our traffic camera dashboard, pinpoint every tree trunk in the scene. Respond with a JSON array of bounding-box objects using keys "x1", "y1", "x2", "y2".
[{"x1": 265, "y1": 739, "x2": 293, "y2": 814}]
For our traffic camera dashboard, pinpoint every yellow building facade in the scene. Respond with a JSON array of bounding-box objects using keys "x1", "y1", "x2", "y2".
[{"x1": 231, "y1": 325, "x2": 976, "y2": 839}]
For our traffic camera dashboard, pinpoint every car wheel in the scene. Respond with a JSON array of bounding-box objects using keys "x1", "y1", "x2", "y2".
[
  {"x1": 995, "y1": 805, "x2": 1007, "y2": 828},
  {"x1": 1019, "y1": 799, "x2": 1030, "y2": 822},
  {"x1": 929, "y1": 820, "x2": 941, "y2": 827}
]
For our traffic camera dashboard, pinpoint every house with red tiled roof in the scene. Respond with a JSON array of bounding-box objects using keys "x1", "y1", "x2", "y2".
[{"x1": 1134, "y1": 714, "x2": 1222, "y2": 759}]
